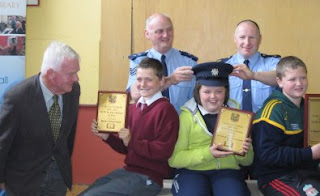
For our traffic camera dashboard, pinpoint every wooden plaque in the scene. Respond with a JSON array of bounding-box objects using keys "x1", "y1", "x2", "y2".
[
  {"x1": 96, "y1": 91, "x2": 129, "y2": 133},
  {"x1": 304, "y1": 94, "x2": 320, "y2": 147},
  {"x1": 212, "y1": 107, "x2": 253, "y2": 155}
]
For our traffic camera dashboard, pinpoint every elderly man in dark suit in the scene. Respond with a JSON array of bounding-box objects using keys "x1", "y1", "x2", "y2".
[{"x1": 0, "y1": 41, "x2": 81, "y2": 196}]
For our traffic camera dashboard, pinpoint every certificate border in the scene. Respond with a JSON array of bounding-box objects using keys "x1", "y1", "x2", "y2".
[
  {"x1": 96, "y1": 90, "x2": 129, "y2": 133},
  {"x1": 304, "y1": 94, "x2": 320, "y2": 147},
  {"x1": 212, "y1": 106, "x2": 253, "y2": 155}
]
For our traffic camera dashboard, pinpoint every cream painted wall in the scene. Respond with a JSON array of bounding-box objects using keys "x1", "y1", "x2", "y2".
[
  {"x1": 130, "y1": 0, "x2": 320, "y2": 94},
  {"x1": 26, "y1": 0, "x2": 101, "y2": 104}
]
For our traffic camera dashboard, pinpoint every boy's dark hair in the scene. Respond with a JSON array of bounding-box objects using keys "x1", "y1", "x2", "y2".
[
  {"x1": 276, "y1": 56, "x2": 307, "y2": 79},
  {"x1": 138, "y1": 57, "x2": 164, "y2": 79},
  {"x1": 193, "y1": 83, "x2": 230, "y2": 106}
]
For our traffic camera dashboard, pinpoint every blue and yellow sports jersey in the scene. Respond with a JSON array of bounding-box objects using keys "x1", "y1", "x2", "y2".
[{"x1": 252, "y1": 90, "x2": 319, "y2": 187}]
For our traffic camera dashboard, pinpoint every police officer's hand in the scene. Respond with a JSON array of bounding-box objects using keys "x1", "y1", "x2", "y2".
[
  {"x1": 166, "y1": 66, "x2": 194, "y2": 86},
  {"x1": 91, "y1": 119, "x2": 109, "y2": 141},
  {"x1": 311, "y1": 143, "x2": 320, "y2": 160},
  {"x1": 209, "y1": 143, "x2": 233, "y2": 158},
  {"x1": 230, "y1": 64, "x2": 254, "y2": 80},
  {"x1": 119, "y1": 128, "x2": 131, "y2": 146}
]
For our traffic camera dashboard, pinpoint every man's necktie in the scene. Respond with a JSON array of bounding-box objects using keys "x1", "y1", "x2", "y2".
[
  {"x1": 49, "y1": 95, "x2": 61, "y2": 142},
  {"x1": 242, "y1": 60, "x2": 252, "y2": 112},
  {"x1": 161, "y1": 55, "x2": 170, "y2": 98}
]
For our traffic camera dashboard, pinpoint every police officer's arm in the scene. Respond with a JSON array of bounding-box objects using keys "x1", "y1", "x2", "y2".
[
  {"x1": 231, "y1": 64, "x2": 277, "y2": 86},
  {"x1": 163, "y1": 66, "x2": 194, "y2": 89}
]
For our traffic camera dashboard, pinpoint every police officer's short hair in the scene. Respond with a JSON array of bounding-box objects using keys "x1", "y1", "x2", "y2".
[{"x1": 236, "y1": 19, "x2": 260, "y2": 34}]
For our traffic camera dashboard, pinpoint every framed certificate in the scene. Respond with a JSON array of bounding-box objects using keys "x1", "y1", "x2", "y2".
[
  {"x1": 96, "y1": 91, "x2": 129, "y2": 133},
  {"x1": 212, "y1": 107, "x2": 253, "y2": 155},
  {"x1": 304, "y1": 94, "x2": 320, "y2": 147}
]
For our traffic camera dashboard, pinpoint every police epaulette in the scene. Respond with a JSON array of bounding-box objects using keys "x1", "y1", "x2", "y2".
[
  {"x1": 179, "y1": 50, "x2": 198, "y2": 61},
  {"x1": 216, "y1": 56, "x2": 232, "y2": 63},
  {"x1": 128, "y1": 51, "x2": 148, "y2": 60},
  {"x1": 261, "y1": 53, "x2": 281, "y2": 58}
]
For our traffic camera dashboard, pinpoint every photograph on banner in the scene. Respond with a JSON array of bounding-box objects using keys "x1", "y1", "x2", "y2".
[
  {"x1": 0, "y1": 15, "x2": 26, "y2": 34},
  {"x1": 0, "y1": 35, "x2": 25, "y2": 56}
]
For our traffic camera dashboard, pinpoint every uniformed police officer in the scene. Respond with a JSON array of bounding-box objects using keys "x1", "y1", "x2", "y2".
[
  {"x1": 126, "y1": 13, "x2": 198, "y2": 114},
  {"x1": 220, "y1": 19, "x2": 281, "y2": 113}
]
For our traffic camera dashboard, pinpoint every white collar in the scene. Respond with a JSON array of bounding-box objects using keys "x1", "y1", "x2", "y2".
[
  {"x1": 136, "y1": 91, "x2": 163, "y2": 108},
  {"x1": 198, "y1": 105, "x2": 218, "y2": 115}
]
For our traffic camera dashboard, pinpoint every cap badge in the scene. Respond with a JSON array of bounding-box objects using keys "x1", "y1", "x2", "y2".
[{"x1": 211, "y1": 68, "x2": 219, "y2": 76}]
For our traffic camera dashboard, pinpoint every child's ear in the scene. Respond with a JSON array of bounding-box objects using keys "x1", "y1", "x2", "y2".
[{"x1": 276, "y1": 77, "x2": 282, "y2": 88}]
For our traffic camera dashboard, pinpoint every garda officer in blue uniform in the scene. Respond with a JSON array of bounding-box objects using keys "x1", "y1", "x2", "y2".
[
  {"x1": 126, "y1": 13, "x2": 198, "y2": 114},
  {"x1": 220, "y1": 19, "x2": 281, "y2": 113}
]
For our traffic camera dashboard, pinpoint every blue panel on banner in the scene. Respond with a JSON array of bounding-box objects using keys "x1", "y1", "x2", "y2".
[{"x1": 0, "y1": 56, "x2": 25, "y2": 106}]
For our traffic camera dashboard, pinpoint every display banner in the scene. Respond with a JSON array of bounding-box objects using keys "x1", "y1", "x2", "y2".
[{"x1": 0, "y1": 0, "x2": 26, "y2": 108}]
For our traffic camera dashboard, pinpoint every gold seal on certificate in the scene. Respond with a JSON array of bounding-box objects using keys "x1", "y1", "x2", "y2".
[
  {"x1": 212, "y1": 107, "x2": 253, "y2": 155},
  {"x1": 304, "y1": 94, "x2": 320, "y2": 147},
  {"x1": 96, "y1": 91, "x2": 129, "y2": 133}
]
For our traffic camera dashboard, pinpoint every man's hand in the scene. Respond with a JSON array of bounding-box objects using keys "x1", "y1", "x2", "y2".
[
  {"x1": 231, "y1": 64, "x2": 277, "y2": 86},
  {"x1": 164, "y1": 66, "x2": 194, "y2": 89},
  {"x1": 230, "y1": 64, "x2": 254, "y2": 80},
  {"x1": 209, "y1": 143, "x2": 233, "y2": 158},
  {"x1": 119, "y1": 128, "x2": 131, "y2": 146}
]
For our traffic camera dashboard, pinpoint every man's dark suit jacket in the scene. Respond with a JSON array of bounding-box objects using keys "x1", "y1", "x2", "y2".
[{"x1": 0, "y1": 74, "x2": 80, "y2": 192}]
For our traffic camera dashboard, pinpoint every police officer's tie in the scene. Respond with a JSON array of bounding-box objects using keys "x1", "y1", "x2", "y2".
[
  {"x1": 49, "y1": 95, "x2": 61, "y2": 143},
  {"x1": 161, "y1": 55, "x2": 170, "y2": 98},
  {"x1": 242, "y1": 60, "x2": 252, "y2": 111}
]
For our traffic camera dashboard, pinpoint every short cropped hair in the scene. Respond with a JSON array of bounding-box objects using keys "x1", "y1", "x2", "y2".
[
  {"x1": 41, "y1": 41, "x2": 79, "y2": 73},
  {"x1": 236, "y1": 19, "x2": 260, "y2": 34},
  {"x1": 193, "y1": 83, "x2": 230, "y2": 106},
  {"x1": 276, "y1": 56, "x2": 307, "y2": 79},
  {"x1": 145, "y1": 13, "x2": 171, "y2": 30},
  {"x1": 138, "y1": 57, "x2": 164, "y2": 79}
]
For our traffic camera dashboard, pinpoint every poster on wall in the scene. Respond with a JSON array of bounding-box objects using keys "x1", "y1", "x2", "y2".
[{"x1": 0, "y1": 0, "x2": 26, "y2": 107}]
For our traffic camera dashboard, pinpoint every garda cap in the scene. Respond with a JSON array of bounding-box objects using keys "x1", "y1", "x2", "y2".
[{"x1": 192, "y1": 62, "x2": 233, "y2": 86}]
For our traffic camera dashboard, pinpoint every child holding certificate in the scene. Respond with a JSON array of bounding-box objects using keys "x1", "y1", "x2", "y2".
[
  {"x1": 252, "y1": 56, "x2": 320, "y2": 195},
  {"x1": 168, "y1": 62, "x2": 253, "y2": 196},
  {"x1": 80, "y1": 58, "x2": 179, "y2": 196}
]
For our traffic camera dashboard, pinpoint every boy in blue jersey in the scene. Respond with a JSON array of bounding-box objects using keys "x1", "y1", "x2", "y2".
[{"x1": 252, "y1": 56, "x2": 320, "y2": 196}]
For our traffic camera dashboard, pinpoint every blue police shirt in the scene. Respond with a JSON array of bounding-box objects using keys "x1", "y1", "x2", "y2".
[
  {"x1": 126, "y1": 48, "x2": 198, "y2": 113},
  {"x1": 224, "y1": 52, "x2": 280, "y2": 113}
]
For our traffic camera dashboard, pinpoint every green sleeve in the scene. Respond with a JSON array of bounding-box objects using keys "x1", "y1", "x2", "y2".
[{"x1": 169, "y1": 111, "x2": 213, "y2": 168}]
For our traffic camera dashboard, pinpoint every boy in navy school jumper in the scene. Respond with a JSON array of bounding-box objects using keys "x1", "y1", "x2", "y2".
[
  {"x1": 252, "y1": 56, "x2": 320, "y2": 196},
  {"x1": 79, "y1": 57, "x2": 179, "y2": 196}
]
